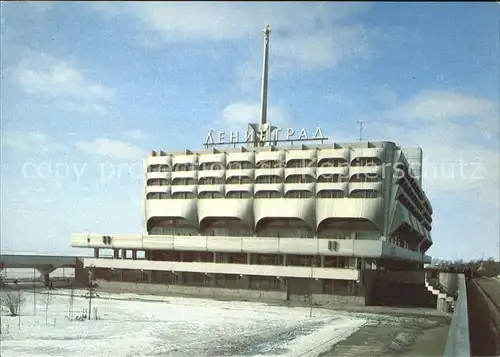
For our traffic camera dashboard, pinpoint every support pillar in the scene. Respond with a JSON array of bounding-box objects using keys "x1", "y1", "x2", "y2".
[
  {"x1": 94, "y1": 248, "x2": 99, "y2": 258},
  {"x1": 132, "y1": 250, "x2": 137, "y2": 260},
  {"x1": 121, "y1": 249, "x2": 127, "y2": 259},
  {"x1": 241, "y1": 275, "x2": 250, "y2": 289},
  {"x1": 44, "y1": 273, "x2": 50, "y2": 287},
  {"x1": 113, "y1": 249, "x2": 119, "y2": 259},
  {"x1": 247, "y1": 253, "x2": 251, "y2": 264}
]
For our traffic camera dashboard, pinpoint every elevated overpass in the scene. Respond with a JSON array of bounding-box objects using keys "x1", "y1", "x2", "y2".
[{"x1": 0, "y1": 253, "x2": 82, "y2": 285}]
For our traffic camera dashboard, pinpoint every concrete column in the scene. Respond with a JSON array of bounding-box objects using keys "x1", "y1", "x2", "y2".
[
  {"x1": 132, "y1": 250, "x2": 137, "y2": 260},
  {"x1": 283, "y1": 255, "x2": 287, "y2": 266},
  {"x1": 113, "y1": 249, "x2": 119, "y2": 259},
  {"x1": 247, "y1": 253, "x2": 251, "y2": 264},
  {"x1": 240, "y1": 275, "x2": 250, "y2": 289},
  {"x1": 180, "y1": 251, "x2": 184, "y2": 262},
  {"x1": 94, "y1": 248, "x2": 99, "y2": 258},
  {"x1": 121, "y1": 249, "x2": 127, "y2": 259},
  {"x1": 44, "y1": 273, "x2": 50, "y2": 286},
  {"x1": 437, "y1": 297, "x2": 449, "y2": 312},
  {"x1": 213, "y1": 252, "x2": 217, "y2": 263},
  {"x1": 320, "y1": 256, "x2": 325, "y2": 268}
]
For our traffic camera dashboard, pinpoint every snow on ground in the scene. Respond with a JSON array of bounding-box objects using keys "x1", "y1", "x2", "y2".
[{"x1": 0, "y1": 290, "x2": 366, "y2": 357}]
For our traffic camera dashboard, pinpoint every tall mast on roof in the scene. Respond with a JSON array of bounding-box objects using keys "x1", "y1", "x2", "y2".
[{"x1": 259, "y1": 23, "x2": 271, "y2": 127}]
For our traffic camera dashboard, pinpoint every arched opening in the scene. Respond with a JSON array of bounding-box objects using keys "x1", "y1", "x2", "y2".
[
  {"x1": 200, "y1": 218, "x2": 252, "y2": 237},
  {"x1": 317, "y1": 218, "x2": 380, "y2": 240},
  {"x1": 349, "y1": 189, "x2": 380, "y2": 199},
  {"x1": 147, "y1": 164, "x2": 170, "y2": 172},
  {"x1": 350, "y1": 173, "x2": 382, "y2": 183},
  {"x1": 227, "y1": 161, "x2": 253, "y2": 170},
  {"x1": 256, "y1": 160, "x2": 281, "y2": 169},
  {"x1": 146, "y1": 178, "x2": 169, "y2": 186},
  {"x1": 146, "y1": 192, "x2": 169, "y2": 200},
  {"x1": 255, "y1": 190, "x2": 282, "y2": 199},
  {"x1": 255, "y1": 175, "x2": 282, "y2": 184},
  {"x1": 317, "y1": 174, "x2": 348, "y2": 183},
  {"x1": 285, "y1": 175, "x2": 315, "y2": 184},
  {"x1": 350, "y1": 157, "x2": 383, "y2": 166},
  {"x1": 226, "y1": 191, "x2": 252, "y2": 199},
  {"x1": 172, "y1": 178, "x2": 196, "y2": 185},
  {"x1": 147, "y1": 217, "x2": 198, "y2": 236},
  {"x1": 284, "y1": 190, "x2": 314, "y2": 199},
  {"x1": 198, "y1": 192, "x2": 224, "y2": 199},
  {"x1": 317, "y1": 158, "x2": 348, "y2": 167},
  {"x1": 316, "y1": 189, "x2": 345, "y2": 199},
  {"x1": 286, "y1": 159, "x2": 314, "y2": 168},
  {"x1": 256, "y1": 218, "x2": 314, "y2": 238},
  {"x1": 199, "y1": 177, "x2": 224, "y2": 185}
]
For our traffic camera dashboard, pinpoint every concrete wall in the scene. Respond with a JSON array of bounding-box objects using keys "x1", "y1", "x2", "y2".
[
  {"x1": 362, "y1": 270, "x2": 435, "y2": 307},
  {"x1": 439, "y1": 273, "x2": 459, "y2": 294},
  {"x1": 94, "y1": 280, "x2": 365, "y2": 306}
]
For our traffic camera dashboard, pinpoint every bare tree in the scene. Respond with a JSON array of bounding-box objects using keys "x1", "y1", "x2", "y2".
[
  {"x1": 40, "y1": 289, "x2": 53, "y2": 325},
  {"x1": 0, "y1": 291, "x2": 25, "y2": 316},
  {"x1": 68, "y1": 288, "x2": 75, "y2": 320}
]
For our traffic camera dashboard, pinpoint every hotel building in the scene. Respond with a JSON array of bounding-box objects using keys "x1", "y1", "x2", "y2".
[{"x1": 70, "y1": 25, "x2": 434, "y2": 306}]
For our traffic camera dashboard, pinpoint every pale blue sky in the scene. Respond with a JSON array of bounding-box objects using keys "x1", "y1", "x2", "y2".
[{"x1": 1, "y1": 2, "x2": 499, "y2": 260}]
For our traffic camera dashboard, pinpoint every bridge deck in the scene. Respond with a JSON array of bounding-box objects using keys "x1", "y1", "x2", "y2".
[{"x1": 0, "y1": 254, "x2": 79, "y2": 268}]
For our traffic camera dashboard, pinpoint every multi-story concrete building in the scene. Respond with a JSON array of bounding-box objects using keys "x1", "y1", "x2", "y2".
[{"x1": 70, "y1": 25, "x2": 434, "y2": 306}]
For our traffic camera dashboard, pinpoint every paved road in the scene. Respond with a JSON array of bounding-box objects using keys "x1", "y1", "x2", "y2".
[
  {"x1": 468, "y1": 277, "x2": 500, "y2": 356},
  {"x1": 475, "y1": 277, "x2": 500, "y2": 312}
]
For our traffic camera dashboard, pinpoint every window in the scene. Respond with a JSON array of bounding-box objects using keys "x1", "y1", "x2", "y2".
[
  {"x1": 199, "y1": 162, "x2": 224, "y2": 171},
  {"x1": 226, "y1": 191, "x2": 252, "y2": 199},
  {"x1": 227, "y1": 161, "x2": 253, "y2": 170},
  {"x1": 199, "y1": 177, "x2": 224, "y2": 185},
  {"x1": 284, "y1": 191, "x2": 313, "y2": 199},
  {"x1": 171, "y1": 192, "x2": 196, "y2": 199},
  {"x1": 226, "y1": 176, "x2": 253, "y2": 184},
  {"x1": 255, "y1": 175, "x2": 282, "y2": 184},
  {"x1": 286, "y1": 159, "x2": 314, "y2": 168},
  {"x1": 317, "y1": 159, "x2": 348, "y2": 168},
  {"x1": 256, "y1": 160, "x2": 281, "y2": 169},
  {"x1": 146, "y1": 192, "x2": 169, "y2": 199},
  {"x1": 172, "y1": 178, "x2": 196, "y2": 185},
  {"x1": 316, "y1": 190, "x2": 345, "y2": 199},
  {"x1": 198, "y1": 192, "x2": 224, "y2": 199},
  {"x1": 285, "y1": 175, "x2": 315, "y2": 184},
  {"x1": 317, "y1": 174, "x2": 348, "y2": 183},
  {"x1": 349, "y1": 190, "x2": 379, "y2": 199},
  {"x1": 147, "y1": 179, "x2": 169, "y2": 186},
  {"x1": 255, "y1": 191, "x2": 282, "y2": 199}
]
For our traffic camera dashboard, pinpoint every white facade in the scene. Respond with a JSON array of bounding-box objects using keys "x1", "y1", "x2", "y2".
[{"x1": 142, "y1": 141, "x2": 433, "y2": 252}]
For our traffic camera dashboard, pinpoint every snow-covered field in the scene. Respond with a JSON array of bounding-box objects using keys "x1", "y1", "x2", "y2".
[{"x1": 0, "y1": 290, "x2": 367, "y2": 357}]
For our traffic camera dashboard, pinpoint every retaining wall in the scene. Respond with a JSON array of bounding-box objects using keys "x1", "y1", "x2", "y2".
[{"x1": 95, "y1": 280, "x2": 365, "y2": 306}]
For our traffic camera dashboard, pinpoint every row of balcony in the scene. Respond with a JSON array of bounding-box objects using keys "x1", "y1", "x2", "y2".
[
  {"x1": 146, "y1": 157, "x2": 384, "y2": 173},
  {"x1": 147, "y1": 147, "x2": 387, "y2": 167},
  {"x1": 145, "y1": 182, "x2": 383, "y2": 196},
  {"x1": 145, "y1": 165, "x2": 388, "y2": 181},
  {"x1": 146, "y1": 190, "x2": 380, "y2": 200}
]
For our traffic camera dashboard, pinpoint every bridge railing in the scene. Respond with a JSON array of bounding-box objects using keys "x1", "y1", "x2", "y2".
[{"x1": 443, "y1": 274, "x2": 470, "y2": 357}]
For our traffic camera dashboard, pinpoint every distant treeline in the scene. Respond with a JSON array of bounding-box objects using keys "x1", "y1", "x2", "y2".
[{"x1": 429, "y1": 258, "x2": 500, "y2": 277}]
